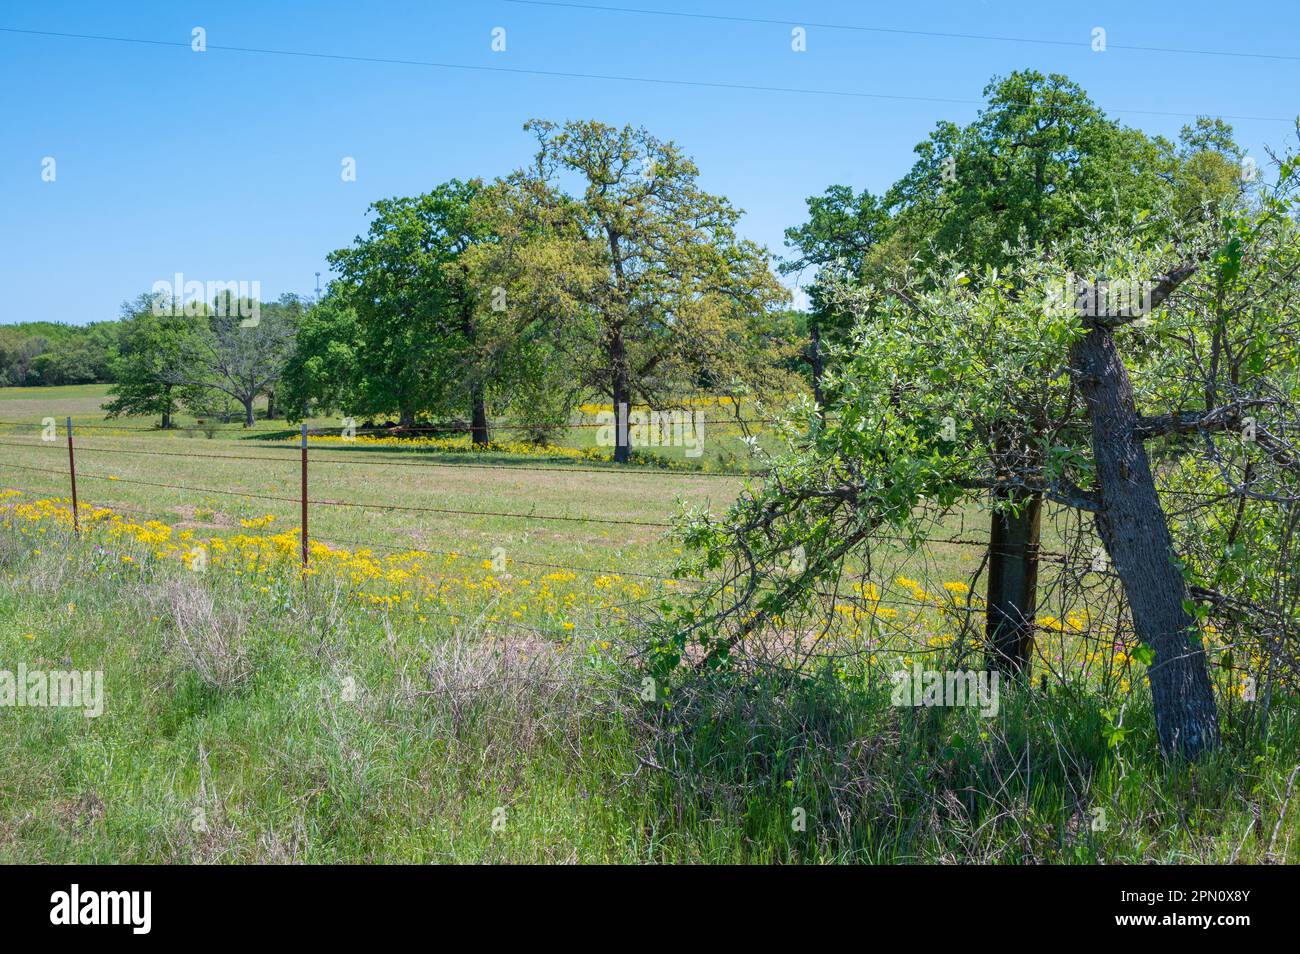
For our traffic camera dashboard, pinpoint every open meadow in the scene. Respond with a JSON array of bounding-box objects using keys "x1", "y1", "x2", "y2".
[
  {"x1": 5, "y1": 4, "x2": 1300, "y2": 889},
  {"x1": 2, "y1": 385, "x2": 1297, "y2": 864}
]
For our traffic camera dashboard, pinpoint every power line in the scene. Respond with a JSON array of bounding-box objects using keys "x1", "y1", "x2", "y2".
[
  {"x1": 0, "y1": 25, "x2": 1291, "y2": 123},
  {"x1": 505, "y1": 0, "x2": 1300, "y2": 64},
  {"x1": 0, "y1": 26, "x2": 980, "y2": 107}
]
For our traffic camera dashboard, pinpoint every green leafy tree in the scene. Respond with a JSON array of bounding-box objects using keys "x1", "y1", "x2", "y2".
[
  {"x1": 514, "y1": 119, "x2": 794, "y2": 463},
  {"x1": 847, "y1": 71, "x2": 1242, "y2": 671},
  {"x1": 179, "y1": 292, "x2": 298, "y2": 428},
  {"x1": 883, "y1": 71, "x2": 1172, "y2": 270},
  {"x1": 458, "y1": 175, "x2": 602, "y2": 443},
  {"x1": 326, "y1": 180, "x2": 500, "y2": 440},
  {"x1": 103, "y1": 294, "x2": 205, "y2": 428},
  {"x1": 27, "y1": 322, "x2": 117, "y2": 385},
  {"x1": 280, "y1": 295, "x2": 365, "y2": 421},
  {"x1": 663, "y1": 144, "x2": 1300, "y2": 760},
  {"x1": 780, "y1": 186, "x2": 890, "y2": 407},
  {"x1": 0, "y1": 322, "x2": 119, "y2": 387},
  {"x1": 1170, "y1": 117, "x2": 1250, "y2": 221}
]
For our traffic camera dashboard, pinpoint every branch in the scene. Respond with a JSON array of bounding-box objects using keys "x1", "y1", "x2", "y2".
[
  {"x1": 1134, "y1": 399, "x2": 1274, "y2": 440},
  {"x1": 1038, "y1": 478, "x2": 1102, "y2": 513},
  {"x1": 964, "y1": 476, "x2": 1100, "y2": 513},
  {"x1": 1089, "y1": 262, "x2": 1199, "y2": 328}
]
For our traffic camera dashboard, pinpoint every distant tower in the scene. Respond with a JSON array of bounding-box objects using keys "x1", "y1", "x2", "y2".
[{"x1": 314, "y1": 272, "x2": 321, "y2": 302}]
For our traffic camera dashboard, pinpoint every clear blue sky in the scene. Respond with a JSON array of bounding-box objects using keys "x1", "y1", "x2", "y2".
[{"x1": 2, "y1": 0, "x2": 1297, "y2": 325}]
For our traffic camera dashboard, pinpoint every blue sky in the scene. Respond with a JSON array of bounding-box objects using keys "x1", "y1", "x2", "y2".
[{"x1": 2, "y1": 0, "x2": 1297, "y2": 325}]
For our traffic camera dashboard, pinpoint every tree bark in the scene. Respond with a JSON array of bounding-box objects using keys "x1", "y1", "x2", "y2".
[
  {"x1": 1072, "y1": 323, "x2": 1220, "y2": 759},
  {"x1": 605, "y1": 225, "x2": 632, "y2": 464},
  {"x1": 808, "y1": 318, "x2": 826, "y2": 414},
  {"x1": 985, "y1": 490, "x2": 1042, "y2": 675},
  {"x1": 243, "y1": 399, "x2": 255, "y2": 428},
  {"x1": 460, "y1": 286, "x2": 489, "y2": 446},
  {"x1": 470, "y1": 389, "x2": 490, "y2": 446},
  {"x1": 610, "y1": 325, "x2": 631, "y2": 464}
]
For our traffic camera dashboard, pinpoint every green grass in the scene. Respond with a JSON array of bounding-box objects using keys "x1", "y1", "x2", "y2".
[
  {"x1": 0, "y1": 383, "x2": 994, "y2": 592},
  {"x1": 0, "y1": 382, "x2": 782, "y2": 470},
  {"x1": 1, "y1": 384, "x2": 1296, "y2": 863},
  {"x1": 0, "y1": 523, "x2": 1297, "y2": 863},
  {"x1": 0, "y1": 383, "x2": 123, "y2": 419}
]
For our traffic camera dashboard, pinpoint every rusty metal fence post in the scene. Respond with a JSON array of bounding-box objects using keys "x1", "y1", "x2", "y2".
[
  {"x1": 300, "y1": 423, "x2": 309, "y2": 571},
  {"x1": 65, "y1": 416, "x2": 80, "y2": 536}
]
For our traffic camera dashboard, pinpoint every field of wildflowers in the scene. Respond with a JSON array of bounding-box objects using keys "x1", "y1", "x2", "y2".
[
  {"x1": 2, "y1": 485, "x2": 1298, "y2": 862},
  {"x1": 0, "y1": 383, "x2": 1292, "y2": 865},
  {"x1": 0, "y1": 490, "x2": 663, "y2": 646},
  {"x1": 0, "y1": 487, "x2": 1257, "y2": 709}
]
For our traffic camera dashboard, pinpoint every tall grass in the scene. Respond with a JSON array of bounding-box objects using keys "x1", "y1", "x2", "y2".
[{"x1": 0, "y1": 524, "x2": 1295, "y2": 863}]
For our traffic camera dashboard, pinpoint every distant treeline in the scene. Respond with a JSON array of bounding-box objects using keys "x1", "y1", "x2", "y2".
[{"x1": 0, "y1": 321, "x2": 121, "y2": 387}]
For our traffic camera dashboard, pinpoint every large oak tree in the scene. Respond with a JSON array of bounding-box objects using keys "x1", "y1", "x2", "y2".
[{"x1": 512, "y1": 119, "x2": 794, "y2": 462}]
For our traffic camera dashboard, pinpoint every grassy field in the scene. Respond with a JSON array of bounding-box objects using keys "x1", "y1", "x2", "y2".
[
  {"x1": 0, "y1": 385, "x2": 757, "y2": 600},
  {"x1": 1, "y1": 384, "x2": 1297, "y2": 863},
  {"x1": 0, "y1": 383, "x2": 994, "y2": 593},
  {"x1": 0, "y1": 383, "x2": 780, "y2": 468}
]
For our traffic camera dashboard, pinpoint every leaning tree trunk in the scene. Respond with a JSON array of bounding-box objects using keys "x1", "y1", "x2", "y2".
[
  {"x1": 1072, "y1": 323, "x2": 1220, "y2": 759},
  {"x1": 985, "y1": 488, "x2": 1042, "y2": 675}
]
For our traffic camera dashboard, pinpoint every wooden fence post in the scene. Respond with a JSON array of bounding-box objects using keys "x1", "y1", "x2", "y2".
[{"x1": 984, "y1": 491, "x2": 1042, "y2": 675}]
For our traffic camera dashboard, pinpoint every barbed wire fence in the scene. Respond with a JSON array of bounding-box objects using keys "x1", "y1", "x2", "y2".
[
  {"x1": 0, "y1": 416, "x2": 741, "y2": 649},
  {"x1": 0, "y1": 416, "x2": 1279, "y2": 690}
]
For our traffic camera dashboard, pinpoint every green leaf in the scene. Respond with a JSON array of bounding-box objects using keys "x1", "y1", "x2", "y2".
[{"x1": 1216, "y1": 236, "x2": 1242, "y2": 282}]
